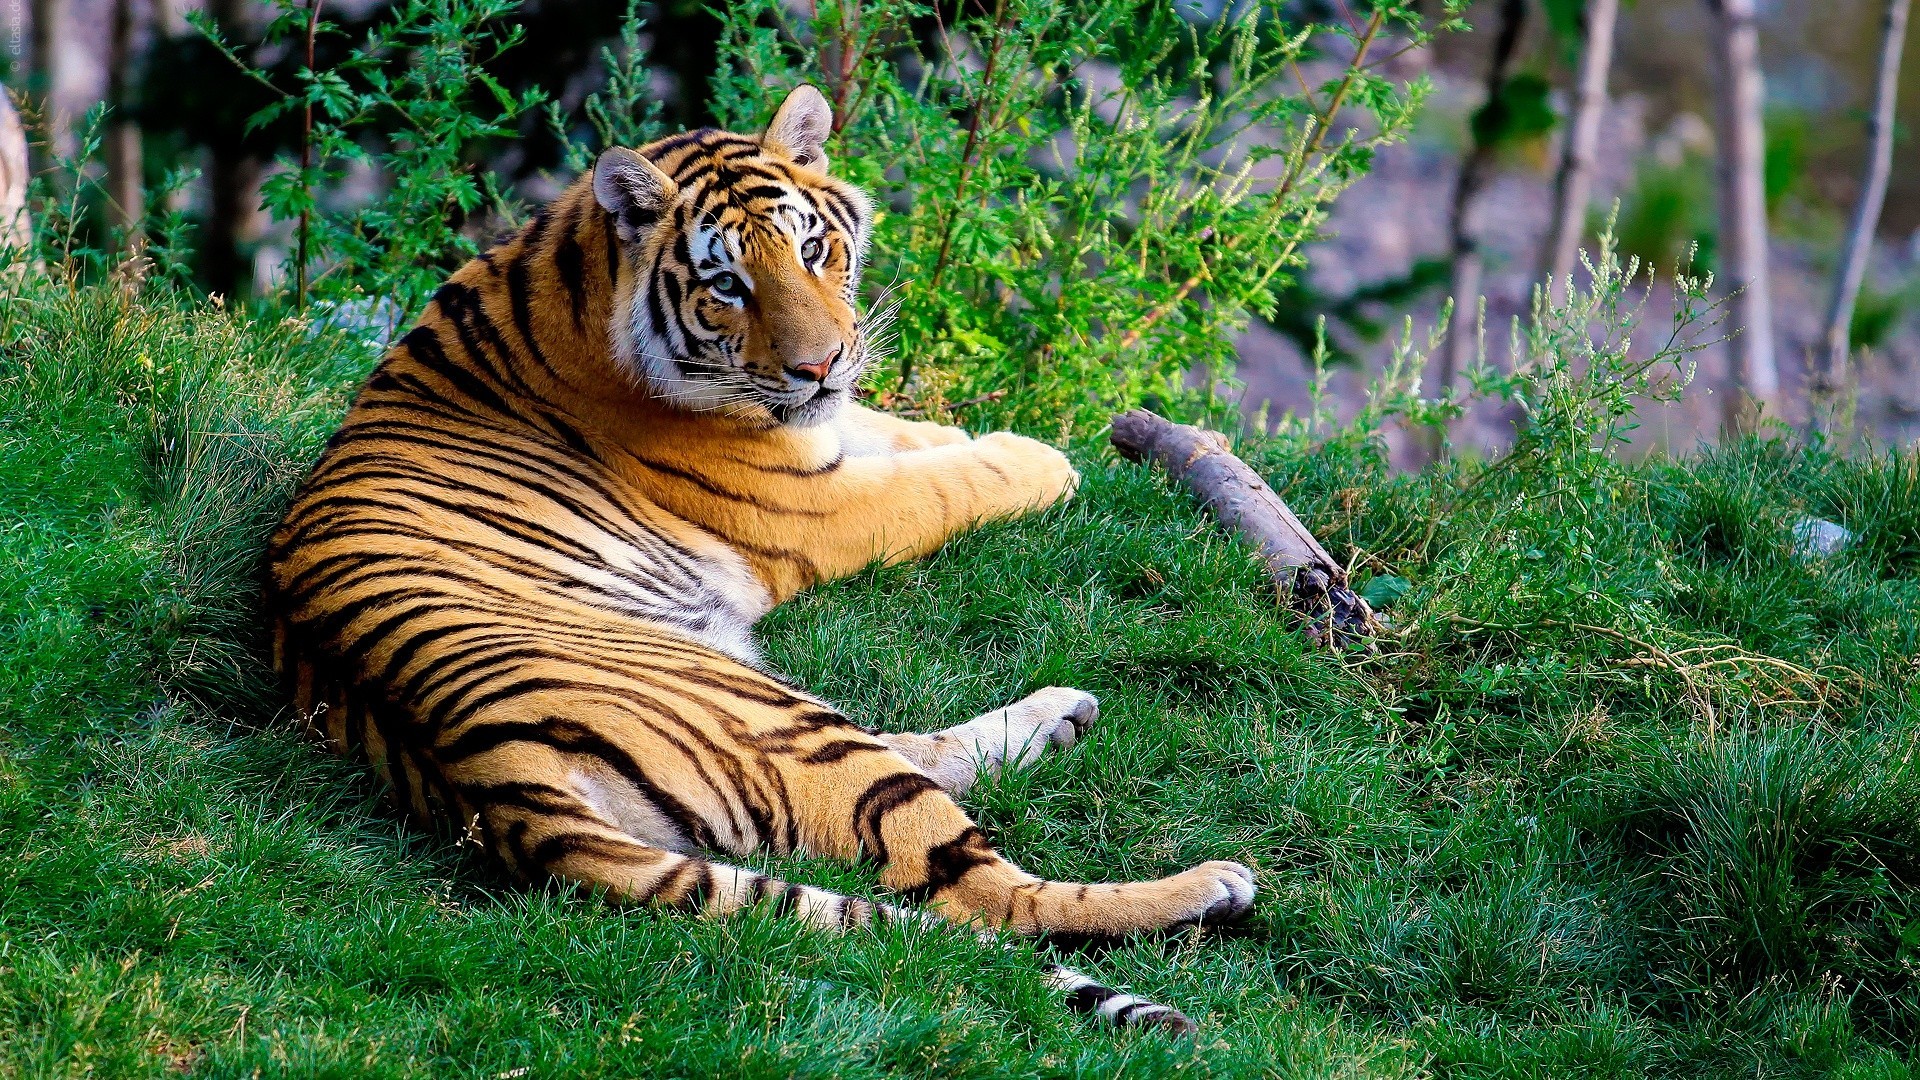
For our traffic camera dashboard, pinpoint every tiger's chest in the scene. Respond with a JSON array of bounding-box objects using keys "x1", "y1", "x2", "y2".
[
  {"x1": 624, "y1": 529, "x2": 774, "y2": 662},
  {"x1": 539, "y1": 481, "x2": 778, "y2": 663}
]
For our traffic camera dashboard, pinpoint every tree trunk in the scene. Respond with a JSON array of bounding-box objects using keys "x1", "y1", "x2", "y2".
[
  {"x1": 1706, "y1": 0, "x2": 1780, "y2": 432},
  {"x1": 202, "y1": 0, "x2": 258, "y2": 298},
  {"x1": 1541, "y1": 0, "x2": 1619, "y2": 305},
  {"x1": 106, "y1": 0, "x2": 146, "y2": 244},
  {"x1": 27, "y1": 0, "x2": 66, "y2": 169},
  {"x1": 1433, "y1": 0, "x2": 1528, "y2": 457},
  {"x1": 1811, "y1": 0, "x2": 1910, "y2": 430},
  {"x1": 0, "y1": 92, "x2": 32, "y2": 264}
]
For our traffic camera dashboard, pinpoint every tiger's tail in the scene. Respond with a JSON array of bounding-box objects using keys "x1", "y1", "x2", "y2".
[{"x1": 1043, "y1": 962, "x2": 1197, "y2": 1032}]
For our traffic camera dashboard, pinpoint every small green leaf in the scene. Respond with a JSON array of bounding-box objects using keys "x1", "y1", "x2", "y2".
[{"x1": 1358, "y1": 574, "x2": 1411, "y2": 609}]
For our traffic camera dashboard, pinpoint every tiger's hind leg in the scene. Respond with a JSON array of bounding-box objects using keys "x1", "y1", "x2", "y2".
[
  {"x1": 460, "y1": 751, "x2": 903, "y2": 931},
  {"x1": 878, "y1": 687, "x2": 1098, "y2": 796},
  {"x1": 462, "y1": 752, "x2": 1199, "y2": 1031}
]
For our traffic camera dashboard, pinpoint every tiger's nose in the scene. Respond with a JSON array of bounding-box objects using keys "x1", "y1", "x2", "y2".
[{"x1": 786, "y1": 357, "x2": 833, "y2": 383}]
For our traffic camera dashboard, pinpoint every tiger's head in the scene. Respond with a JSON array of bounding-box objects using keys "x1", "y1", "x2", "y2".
[{"x1": 593, "y1": 86, "x2": 876, "y2": 428}]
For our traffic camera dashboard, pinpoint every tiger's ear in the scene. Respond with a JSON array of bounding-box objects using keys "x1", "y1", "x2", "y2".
[
  {"x1": 763, "y1": 85, "x2": 832, "y2": 170},
  {"x1": 593, "y1": 147, "x2": 678, "y2": 242}
]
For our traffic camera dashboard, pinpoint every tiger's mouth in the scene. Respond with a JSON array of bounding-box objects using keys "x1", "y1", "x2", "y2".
[{"x1": 767, "y1": 385, "x2": 843, "y2": 427}]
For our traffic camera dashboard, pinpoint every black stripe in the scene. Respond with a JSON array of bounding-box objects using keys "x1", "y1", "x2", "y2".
[
  {"x1": 677, "y1": 861, "x2": 714, "y2": 911},
  {"x1": 542, "y1": 411, "x2": 595, "y2": 458},
  {"x1": 504, "y1": 257, "x2": 559, "y2": 379},
  {"x1": 603, "y1": 208, "x2": 622, "y2": 279},
  {"x1": 523, "y1": 206, "x2": 554, "y2": 246},
  {"x1": 552, "y1": 200, "x2": 588, "y2": 328},
  {"x1": 400, "y1": 327, "x2": 515, "y2": 418},
  {"x1": 751, "y1": 709, "x2": 853, "y2": 750},
  {"x1": 438, "y1": 717, "x2": 716, "y2": 848},
  {"x1": 529, "y1": 831, "x2": 659, "y2": 874},
  {"x1": 627, "y1": 451, "x2": 831, "y2": 515},
  {"x1": 799, "y1": 739, "x2": 886, "y2": 765},
  {"x1": 725, "y1": 451, "x2": 844, "y2": 477},
  {"x1": 433, "y1": 281, "x2": 540, "y2": 400},
  {"x1": 641, "y1": 857, "x2": 693, "y2": 904},
  {"x1": 850, "y1": 772, "x2": 941, "y2": 866},
  {"x1": 899, "y1": 827, "x2": 994, "y2": 902},
  {"x1": 644, "y1": 258, "x2": 677, "y2": 353},
  {"x1": 1065, "y1": 984, "x2": 1118, "y2": 1014}
]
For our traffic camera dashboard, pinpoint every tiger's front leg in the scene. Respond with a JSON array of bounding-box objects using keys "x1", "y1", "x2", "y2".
[
  {"x1": 832, "y1": 429, "x2": 1078, "y2": 562},
  {"x1": 880, "y1": 687, "x2": 1099, "y2": 797},
  {"x1": 728, "y1": 427, "x2": 1079, "y2": 598}
]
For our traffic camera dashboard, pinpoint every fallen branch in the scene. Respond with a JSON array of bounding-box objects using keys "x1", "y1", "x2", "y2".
[{"x1": 1110, "y1": 409, "x2": 1377, "y2": 643}]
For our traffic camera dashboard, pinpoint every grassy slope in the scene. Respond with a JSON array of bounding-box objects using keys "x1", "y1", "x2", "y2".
[{"x1": 1, "y1": 285, "x2": 1917, "y2": 1078}]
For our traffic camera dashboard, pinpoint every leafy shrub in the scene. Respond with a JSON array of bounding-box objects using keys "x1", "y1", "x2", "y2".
[
  {"x1": 1471, "y1": 71, "x2": 1558, "y2": 154},
  {"x1": 1846, "y1": 274, "x2": 1919, "y2": 352},
  {"x1": 1613, "y1": 152, "x2": 1717, "y2": 278},
  {"x1": 188, "y1": 0, "x2": 1459, "y2": 431},
  {"x1": 16, "y1": 104, "x2": 200, "y2": 288},
  {"x1": 195, "y1": 0, "x2": 547, "y2": 329},
  {"x1": 706, "y1": 0, "x2": 1458, "y2": 431},
  {"x1": 544, "y1": 0, "x2": 669, "y2": 176}
]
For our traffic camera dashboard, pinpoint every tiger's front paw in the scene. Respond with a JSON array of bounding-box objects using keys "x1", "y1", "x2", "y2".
[
  {"x1": 975, "y1": 432, "x2": 1080, "y2": 512},
  {"x1": 967, "y1": 687, "x2": 1098, "y2": 774}
]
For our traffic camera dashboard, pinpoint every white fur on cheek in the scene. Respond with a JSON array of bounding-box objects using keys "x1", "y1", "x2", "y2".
[{"x1": 606, "y1": 228, "x2": 767, "y2": 415}]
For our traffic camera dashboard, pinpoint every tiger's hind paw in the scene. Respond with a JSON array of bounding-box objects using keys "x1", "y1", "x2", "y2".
[{"x1": 1161, "y1": 860, "x2": 1257, "y2": 930}]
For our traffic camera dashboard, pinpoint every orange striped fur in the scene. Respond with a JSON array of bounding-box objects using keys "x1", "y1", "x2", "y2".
[{"x1": 264, "y1": 86, "x2": 1254, "y2": 1031}]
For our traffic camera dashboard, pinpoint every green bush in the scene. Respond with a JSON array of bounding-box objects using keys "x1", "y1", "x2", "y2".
[
  {"x1": 196, "y1": 0, "x2": 546, "y2": 327},
  {"x1": 194, "y1": 0, "x2": 1459, "y2": 432},
  {"x1": 1613, "y1": 152, "x2": 1717, "y2": 279},
  {"x1": 705, "y1": 0, "x2": 1455, "y2": 430}
]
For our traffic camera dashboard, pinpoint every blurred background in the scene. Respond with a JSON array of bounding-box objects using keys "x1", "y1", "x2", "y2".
[{"x1": 2, "y1": 0, "x2": 1916, "y2": 458}]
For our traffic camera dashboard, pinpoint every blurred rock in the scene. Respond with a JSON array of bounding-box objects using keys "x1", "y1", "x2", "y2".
[{"x1": 1792, "y1": 516, "x2": 1856, "y2": 559}]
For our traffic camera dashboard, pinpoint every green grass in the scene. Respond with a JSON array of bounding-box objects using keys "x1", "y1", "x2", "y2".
[{"x1": 2, "y1": 282, "x2": 1917, "y2": 1078}]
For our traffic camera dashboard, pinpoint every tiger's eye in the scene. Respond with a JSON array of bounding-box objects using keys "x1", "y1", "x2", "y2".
[
  {"x1": 801, "y1": 237, "x2": 823, "y2": 263},
  {"x1": 710, "y1": 272, "x2": 746, "y2": 299}
]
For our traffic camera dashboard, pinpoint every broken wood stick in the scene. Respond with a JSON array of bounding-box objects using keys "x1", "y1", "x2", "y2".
[{"x1": 1110, "y1": 409, "x2": 1377, "y2": 643}]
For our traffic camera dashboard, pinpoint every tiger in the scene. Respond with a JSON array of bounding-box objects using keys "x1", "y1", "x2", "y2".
[{"x1": 264, "y1": 85, "x2": 1256, "y2": 1033}]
